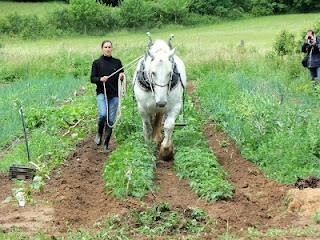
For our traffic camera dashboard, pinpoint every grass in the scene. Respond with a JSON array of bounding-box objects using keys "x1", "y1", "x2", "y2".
[
  {"x1": 0, "y1": 76, "x2": 88, "y2": 148},
  {"x1": 1, "y1": 13, "x2": 320, "y2": 58},
  {"x1": 1, "y1": 7, "x2": 320, "y2": 238},
  {"x1": 0, "y1": 1, "x2": 67, "y2": 18},
  {"x1": 0, "y1": 81, "x2": 96, "y2": 173},
  {"x1": 193, "y1": 50, "x2": 320, "y2": 183}
]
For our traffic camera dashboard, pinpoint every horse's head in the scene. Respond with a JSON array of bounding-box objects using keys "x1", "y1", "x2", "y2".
[{"x1": 146, "y1": 40, "x2": 176, "y2": 108}]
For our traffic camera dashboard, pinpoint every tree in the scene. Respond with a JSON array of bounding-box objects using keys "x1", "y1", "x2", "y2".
[
  {"x1": 273, "y1": 30, "x2": 295, "y2": 56},
  {"x1": 292, "y1": 0, "x2": 320, "y2": 13},
  {"x1": 69, "y1": 0, "x2": 104, "y2": 34},
  {"x1": 189, "y1": 0, "x2": 233, "y2": 16},
  {"x1": 99, "y1": 0, "x2": 120, "y2": 6},
  {"x1": 120, "y1": 0, "x2": 157, "y2": 29},
  {"x1": 159, "y1": 0, "x2": 190, "y2": 24}
]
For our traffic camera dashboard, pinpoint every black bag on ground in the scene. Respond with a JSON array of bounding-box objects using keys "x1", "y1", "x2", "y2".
[{"x1": 302, "y1": 56, "x2": 308, "y2": 67}]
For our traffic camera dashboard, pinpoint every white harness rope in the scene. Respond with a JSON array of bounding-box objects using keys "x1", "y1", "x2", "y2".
[{"x1": 102, "y1": 55, "x2": 144, "y2": 128}]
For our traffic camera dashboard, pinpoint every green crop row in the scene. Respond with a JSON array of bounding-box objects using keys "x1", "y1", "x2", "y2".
[
  {"x1": 104, "y1": 85, "x2": 234, "y2": 201},
  {"x1": 194, "y1": 48, "x2": 320, "y2": 183}
]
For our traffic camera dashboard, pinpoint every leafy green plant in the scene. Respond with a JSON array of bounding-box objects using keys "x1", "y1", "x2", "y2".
[
  {"x1": 3, "y1": 176, "x2": 45, "y2": 206},
  {"x1": 0, "y1": 76, "x2": 88, "y2": 150},
  {"x1": 172, "y1": 96, "x2": 234, "y2": 201},
  {"x1": 98, "y1": 203, "x2": 212, "y2": 238},
  {"x1": 103, "y1": 84, "x2": 233, "y2": 201},
  {"x1": 273, "y1": 30, "x2": 296, "y2": 56},
  {"x1": 194, "y1": 46, "x2": 320, "y2": 184},
  {"x1": 0, "y1": 83, "x2": 96, "y2": 175},
  {"x1": 103, "y1": 135, "x2": 157, "y2": 199},
  {"x1": 312, "y1": 211, "x2": 320, "y2": 224}
]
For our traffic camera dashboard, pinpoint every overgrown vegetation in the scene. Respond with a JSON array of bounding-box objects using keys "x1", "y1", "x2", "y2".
[
  {"x1": 0, "y1": 82, "x2": 96, "y2": 173},
  {"x1": 193, "y1": 21, "x2": 320, "y2": 183},
  {"x1": 1, "y1": 2, "x2": 320, "y2": 238},
  {"x1": 1, "y1": 0, "x2": 320, "y2": 39},
  {"x1": 91, "y1": 203, "x2": 214, "y2": 238},
  {"x1": 105, "y1": 85, "x2": 233, "y2": 201}
]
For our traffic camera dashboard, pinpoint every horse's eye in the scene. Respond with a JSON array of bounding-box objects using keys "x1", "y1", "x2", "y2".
[{"x1": 152, "y1": 72, "x2": 156, "y2": 77}]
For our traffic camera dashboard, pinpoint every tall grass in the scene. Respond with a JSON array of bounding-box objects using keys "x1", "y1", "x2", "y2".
[
  {"x1": 0, "y1": 1, "x2": 67, "y2": 18},
  {"x1": 0, "y1": 83, "x2": 96, "y2": 172},
  {"x1": 0, "y1": 76, "x2": 87, "y2": 150},
  {"x1": 194, "y1": 46, "x2": 320, "y2": 183},
  {"x1": 1, "y1": 12, "x2": 320, "y2": 177}
]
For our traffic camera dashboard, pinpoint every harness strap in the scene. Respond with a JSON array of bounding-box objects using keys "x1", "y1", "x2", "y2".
[{"x1": 136, "y1": 58, "x2": 181, "y2": 91}]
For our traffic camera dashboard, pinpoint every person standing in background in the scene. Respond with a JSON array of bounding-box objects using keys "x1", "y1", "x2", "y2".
[{"x1": 301, "y1": 30, "x2": 320, "y2": 88}]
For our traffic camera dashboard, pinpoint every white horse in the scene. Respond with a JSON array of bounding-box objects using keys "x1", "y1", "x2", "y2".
[{"x1": 133, "y1": 34, "x2": 186, "y2": 160}]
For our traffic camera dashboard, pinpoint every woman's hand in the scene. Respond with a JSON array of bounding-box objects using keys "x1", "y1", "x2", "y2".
[
  {"x1": 100, "y1": 76, "x2": 108, "y2": 82},
  {"x1": 119, "y1": 73, "x2": 124, "y2": 80}
]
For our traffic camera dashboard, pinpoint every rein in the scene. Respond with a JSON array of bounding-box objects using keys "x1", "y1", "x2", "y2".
[
  {"x1": 102, "y1": 55, "x2": 144, "y2": 128},
  {"x1": 132, "y1": 32, "x2": 187, "y2": 127}
]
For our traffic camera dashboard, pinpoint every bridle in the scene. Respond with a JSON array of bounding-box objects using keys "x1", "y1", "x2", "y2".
[{"x1": 146, "y1": 60, "x2": 174, "y2": 96}]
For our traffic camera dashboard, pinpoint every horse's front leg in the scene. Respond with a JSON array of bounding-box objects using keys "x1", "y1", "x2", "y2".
[
  {"x1": 142, "y1": 115, "x2": 153, "y2": 147},
  {"x1": 160, "y1": 110, "x2": 178, "y2": 160}
]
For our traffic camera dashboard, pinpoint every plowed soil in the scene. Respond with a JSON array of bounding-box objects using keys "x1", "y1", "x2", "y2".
[{"x1": 1, "y1": 83, "x2": 320, "y2": 239}]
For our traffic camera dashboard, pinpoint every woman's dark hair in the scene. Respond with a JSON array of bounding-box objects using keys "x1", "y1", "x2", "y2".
[
  {"x1": 307, "y1": 30, "x2": 314, "y2": 35},
  {"x1": 101, "y1": 40, "x2": 112, "y2": 48}
]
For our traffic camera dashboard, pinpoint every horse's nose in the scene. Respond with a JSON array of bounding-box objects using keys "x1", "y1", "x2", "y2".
[{"x1": 156, "y1": 101, "x2": 167, "y2": 108}]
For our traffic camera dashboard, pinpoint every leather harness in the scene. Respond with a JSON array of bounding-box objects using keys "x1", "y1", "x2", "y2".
[{"x1": 136, "y1": 55, "x2": 181, "y2": 91}]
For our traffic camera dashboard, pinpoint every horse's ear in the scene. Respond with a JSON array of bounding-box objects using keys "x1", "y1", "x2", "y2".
[
  {"x1": 148, "y1": 48, "x2": 155, "y2": 60},
  {"x1": 168, "y1": 47, "x2": 176, "y2": 59}
]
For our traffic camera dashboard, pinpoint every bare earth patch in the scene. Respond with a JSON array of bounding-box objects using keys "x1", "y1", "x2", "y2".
[{"x1": 1, "y1": 83, "x2": 320, "y2": 238}]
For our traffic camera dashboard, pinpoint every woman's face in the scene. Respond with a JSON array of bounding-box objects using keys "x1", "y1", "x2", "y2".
[
  {"x1": 307, "y1": 31, "x2": 314, "y2": 37},
  {"x1": 102, "y1": 41, "x2": 112, "y2": 57}
]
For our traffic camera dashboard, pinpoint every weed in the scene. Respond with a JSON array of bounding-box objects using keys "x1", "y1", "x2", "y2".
[{"x1": 312, "y1": 211, "x2": 320, "y2": 224}]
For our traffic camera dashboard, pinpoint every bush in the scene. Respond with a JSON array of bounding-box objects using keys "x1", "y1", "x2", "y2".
[
  {"x1": 120, "y1": 0, "x2": 158, "y2": 29},
  {"x1": 69, "y1": 0, "x2": 105, "y2": 34},
  {"x1": 180, "y1": 13, "x2": 219, "y2": 26},
  {"x1": 0, "y1": 12, "x2": 43, "y2": 39},
  {"x1": 0, "y1": 17, "x2": 11, "y2": 35},
  {"x1": 4, "y1": 12, "x2": 24, "y2": 35},
  {"x1": 226, "y1": 7, "x2": 245, "y2": 20},
  {"x1": 273, "y1": 30, "x2": 296, "y2": 56},
  {"x1": 250, "y1": 1, "x2": 273, "y2": 17},
  {"x1": 20, "y1": 14, "x2": 43, "y2": 39},
  {"x1": 46, "y1": 7, "x2": 75, "y2": 34}
]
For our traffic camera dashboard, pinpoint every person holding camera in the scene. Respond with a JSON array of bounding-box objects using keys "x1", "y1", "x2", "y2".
[{"x1": 301, "y1": 30, "x2": 320, "y2": 87}]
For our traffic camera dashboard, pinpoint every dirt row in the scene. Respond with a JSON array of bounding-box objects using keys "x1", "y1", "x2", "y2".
[{"x1": 1, "y1": 83, "x2": 320, "y2": 239}]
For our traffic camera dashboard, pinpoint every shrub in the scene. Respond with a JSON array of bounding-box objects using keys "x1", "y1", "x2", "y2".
[
  {"x1": 20, "y1": 14, "x2": 43, "y2": 39},
  {"x1": 69, "y1": 0, "x2": 105, "y2": 34},
  {"x1": 4, "y1": 12, "x2": 24, "y2": 35},
  {"x1": 180, "y1": 12, "x2": 219, "y2": 26},
  {"x1": 273, "y1": 30, "x2": 296, "y2": 56},
  {"x1": 120, "y1": 0, "x2": 158, "y2": 29},
  {"x1": 0, "y1": 17, "x2": 11, "y2": 35},
  {"x1": 46, "y1": 7, "x2": 75, "y2": 35}
]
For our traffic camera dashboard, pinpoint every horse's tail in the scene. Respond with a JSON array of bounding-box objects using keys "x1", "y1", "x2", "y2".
[{"x1": 152, "y1": 112, "x2": 164, "y2": 145}]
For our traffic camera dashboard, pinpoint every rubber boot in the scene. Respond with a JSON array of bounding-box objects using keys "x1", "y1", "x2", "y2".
[
  {"x1": 94, "y1": 121, "x2": 105, "y2": 145},
  {"x1": 104, "y1": 127, "x2": 113, "y2": 152},
  {"x1": 311, "y1": 79, "x2": 317, "y2": 91}
]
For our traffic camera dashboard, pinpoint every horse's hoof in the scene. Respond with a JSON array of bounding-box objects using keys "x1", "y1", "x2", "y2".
[{"x1": 160, "y1": 145, "x2": 174, "y2": 161}]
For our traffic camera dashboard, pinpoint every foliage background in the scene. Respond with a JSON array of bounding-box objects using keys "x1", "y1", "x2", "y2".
[
  {"x1": 0, "y1": 0, "x2": 320, "y2": 39},
  {"x1": 1, "y1": 0, "x2": 320, "y2": 200},
  {"x1": 1, "y1": 1, "x2": 320, "y2": 238}
]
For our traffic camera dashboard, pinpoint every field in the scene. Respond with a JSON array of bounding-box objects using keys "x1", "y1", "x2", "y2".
[
  {"x1": 0, "y1": 1, "x2": 67, "y2": 17},
  {"x1": 1, "y1": 2, "x2": 320, "y2": 238}
]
